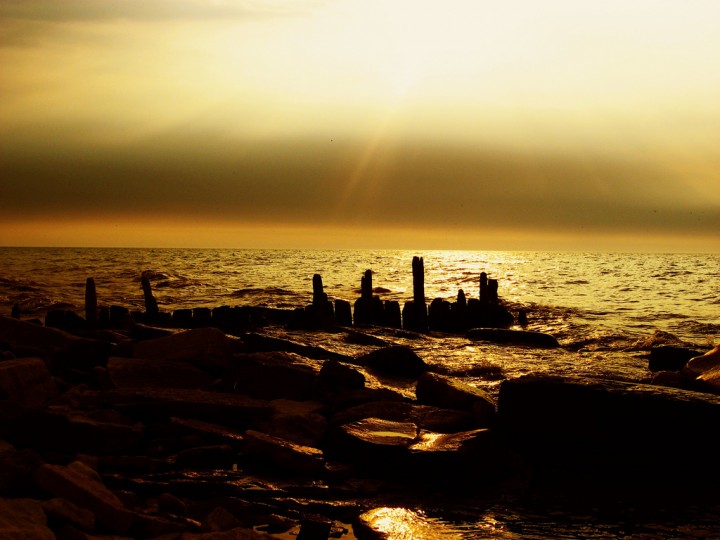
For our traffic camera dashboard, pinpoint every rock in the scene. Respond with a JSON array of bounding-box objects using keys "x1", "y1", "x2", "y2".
[
  {"x1": 154, "y1": 526, "x2": 276, "y2": 538},
  {"x1": 696, "y1": 365, "x2": 720, "y2": 394},
  {"x1": 357, "y1": 346, "x2": 428, "y2": 379},
  {"x1": 255, "y1": 399, "x2": 327, "y2": 447},
  {"x1": 201, "y1": 506, "x2": 244, "y2": 532},
  {"x1": 174, "y1": 445, "x2": 235, "y2": 470},
  {"x1": 0, "y1": 403, "x2": 143, "y2": 456},
  {"x1": 326, "y1": 417, "x2": 418, "y2": 466},
  {"x1": 132, "y1": 511, "x2": 193, "y2": 538},
  {"x1": 330, "y1": 400, "x2": 477, "y2": 434},
  {"x1": 408, "y1": 428, "x2": 503, "y2": 482},
  {"x1": 0, "y1": 498, "x2": 55, "y2": 539},
  {"x1": 35, "y1": 462, "x2": 134, "y2": 534},
  {"x1": 318, "y1": 359, "x2": 365, "y2": 392},
  {"x1": 241, "y1": 430, "x2": 325, "y2": 475},
  {"x1": 158, "y1": 492, "x2": 188, "y2": 515},
  {"x1": 132, "y1": 328, "x2": 233, "y2": 370},
  {"x1": 0, "y1": 357, "x2": 58, "y2": 406},
  {"x1": 648, "y1": 345, "x2": 703, "y2": 372},
  {"x1": 497, "y1": 375, "x2": 720, "y2": 486},
  {"x1": 107, "y1": 357, "x2": 213, "y2": 390},
  {"x1": 42, "y1": 497, "x2": 96, "y2": 531},
  {"x1": 222, "y1": 352, "x2": 319, "y2": 401},
  {"x1": 0, "y1": 440, "x2": 42, "y2": 497},
  {"x1": 169, "y1": 418, "x2": 246, "y2": 448},
  {"x1": 683, "y1": 345, "x2": 720, "y2": 379},
  {"x1": 0, "y1": 315, "x2": 110, "y2": 370},
  {"x1": 466, "y1": 327, "x2": 559, "y2": 348},
  {"x1": 415, "y1": 372, "x2": 495, "y2": 425},
  {"x1": 80, "y1": 388, "x2": 274, "y2": 431}
]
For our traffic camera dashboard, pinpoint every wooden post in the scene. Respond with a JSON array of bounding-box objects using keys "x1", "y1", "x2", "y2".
[
  {"x1": 361, "y1": 270, "x2": 372, "y2": 301},
  {"x1": 141, "y1": 272, "x2": 159, "y2": 320},
  {"x1": 479, "y1": 272, "x2": 488, "y2": 303},
  {"x1": 412, "y1": 256, "x2": 425, "y2": 307},
  {"x1": 85, "y1": 277, "x2": 97, "y2": 326},
  {"x1": 312, "y1": 274, "x2": 326, "y2": 308}
]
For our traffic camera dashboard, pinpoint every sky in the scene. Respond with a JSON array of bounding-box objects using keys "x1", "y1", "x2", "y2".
[{"x1": 1, "y1": 0, "x2": 719, "y2": 251}]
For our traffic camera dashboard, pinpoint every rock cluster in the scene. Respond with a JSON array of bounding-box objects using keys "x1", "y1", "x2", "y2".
[{"x1": 2, "y1": 313, "x2": 720, "y2": 538}]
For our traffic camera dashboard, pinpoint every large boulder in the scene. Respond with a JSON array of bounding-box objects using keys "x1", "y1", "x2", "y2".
[
  {"x1": 0, "y1": 498, "x2": 55, "y2": 539},
  {"x1": 241, "y1": 430, "x2": 325, "y2": 475},
  {"x1": 0, "y1": 357, "x2": 58, "y2": 406},
  {"x1": 356, "y1": 346, "x2": 428, "y2": 379},
  {"x1": 497, "y1": 375, "x2": 720, "y2": 487},
  {"x1": 0, "y1": 316, "x2": 110, "y2": 370},
  {"x1": 415, "y1": 372, "x2": 496, "y2": 426},
  {"x1": 222, "y1": 352, "x2": 319, "y2": 401},
  {"x1": 35, "y1": 462, "x2": 134, "y2": 534},
  {"x1": 682, "y1": 345, "x2": 720, "y2": 379},
  {"x1": 107, "y1": 357, "x2": 213, "y2": 389},
  {"x1": 132, "y1": 327, "x2": 234, "y2": 370}
]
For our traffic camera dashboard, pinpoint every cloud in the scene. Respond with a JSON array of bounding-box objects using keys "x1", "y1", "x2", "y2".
[{"x1": 2, "y1": 131, "x2": 717, "y2": 239}]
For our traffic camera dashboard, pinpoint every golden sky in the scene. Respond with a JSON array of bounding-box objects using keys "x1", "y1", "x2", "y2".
[{"x1": 1, "y1": 0, "x2": 719, "y2": 250}]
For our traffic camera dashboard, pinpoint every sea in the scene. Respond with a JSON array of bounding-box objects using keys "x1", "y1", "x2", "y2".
[{"x1": 1, "y1": 247, "x2": 719, "y2": 538}]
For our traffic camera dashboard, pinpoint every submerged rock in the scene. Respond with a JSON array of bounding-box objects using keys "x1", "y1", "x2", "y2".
[{"x1": 357, "y1": 346, "x2": 428, "y2": 379}]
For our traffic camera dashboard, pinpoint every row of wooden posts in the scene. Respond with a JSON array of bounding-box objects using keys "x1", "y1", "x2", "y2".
[{"x1": 21, "y1": 256, "x2": 518, "y2": 333}]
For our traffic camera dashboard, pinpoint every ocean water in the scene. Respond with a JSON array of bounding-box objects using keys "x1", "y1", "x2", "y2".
[{"x1": 1, "y1": 247, "x2": 720, "y2": 538}]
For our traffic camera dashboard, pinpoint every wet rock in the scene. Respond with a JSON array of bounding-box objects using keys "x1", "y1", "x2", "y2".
[
  {"x1": 466, "y1": 327, "x2": 558, "y2": 348},
  {"x1": 174, "y1": 445, "x2": 236, "y2": 470},
  {"x1": 0, "y1": 403, "x2": 143, "y2": 456},
  {"x1": 682, "y1": 345, "x2": 720, "y2": 379},
  {"x1": 357, "y1": 346, "x2": 428, "y2": 379},
  {"x1": 169, "y1": 418, "x2": 246, "y2": 448},
  {"x1": 326, "y1": 417, "x2": 417, "y2": 465},
  {"x1": 159, "y1": 492, "x2": 188, "y2": 515},
  {"x1": 80, "y1": 388, "x2": 274, "y2": 431},
  {"x1": 408, "y1": 428, "x2": 503, "y2": 481},
  {"x1": 132, "y1": 511, "x2": 194, "y2": 537},
  {"x1": 648, "y1": 345, "x2": 703, "y2": 372},
  {"x1": 35, "y1": 462, "x2": 134, "y2": 534},
  {"x1": 222, "y1": 351, "x2": 319, "y2": 401},
  {"x1": 0, "y1": 498, "x2": 55, "y2": 539},
  {"x1": 42, "y1": 497, "x2": 96, "y2": 532},
  {"x1": 133, "y1": 327, "x2": 234, "y2": 371},
  {"x1": 0, "y1": 315, "x2": 110, "y2": 370},
  {"x1": 330, "y1": 400, "x2": 477, "y2": 434},
  {"x1": 157, "y1": 526, "x2": 276, "y2": 538},
  {"x1": 318, "y1": 359, "x2": 365, "y2": 392},
  {"x1": 256, "y1": 399, "x2": 327, "y2": 447},
  {"x1": 415, "y1": 372, "x2": 496, "y2": 425},
  {"x1": 497, "y1": 375, "x2": 720, "y2": 485},
  {"x1": 241, "y1": 332, "x2": 350, "y2": 362},
  {"x1": 201, "y1": 506, "x2": 245, "y2": 532},
  {"x1": 0, "y1": 357, "x2": 58, "y2": 406},
  {"x1": 296, "y1": 516, "x2": 332, "y2": 540},
  {"x1": 107, "y1": 357, "x2": 213, "y2": 390},
  {"x1": 241, "y1": 430, "x2": 325, "y2": 475},
  {"x1": 696, "y1": 365, "x2": 720, "y2": 394}
]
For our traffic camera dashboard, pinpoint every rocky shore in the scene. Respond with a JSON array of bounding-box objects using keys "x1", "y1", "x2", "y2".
[{"x1": 2, "y1": 303, "x2": 720, "y2": 539}]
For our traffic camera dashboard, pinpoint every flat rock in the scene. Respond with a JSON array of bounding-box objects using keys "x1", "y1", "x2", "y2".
[
  {"x1": 35, "y1": 462, "x2": 134, "y2": 534},
  {"x1": 132, "y1": 327, "x2": 233, "y2": 370},
  {"x1": 241, "y1": 430, "x2": 325, "y2": 475},
  {"x1": 108, "y1": 357, "x2": 213, "y2": 390},
  {"x1": 326, "y1": 417, "x2": 418, "y2": 467},
  {"x1": 222, "y1": 352, "x2": 319, "y2": 400},
  {"x1": 354, "y1": 507, "x2": 463, "y2": 540},
  {"x1": 415, "y1": 372, "x2": 495, "y2": 425},
  {"x1": 356, "y1": 346, "x2": 428, "y2": 379},
  {"x1": 0, "y1": 497, "x2": 55, "y2": 540},
  {"x1": 330, "y1": 400, "x2": 477, "y2": 434},
  {"x1": 0, "y1": 357, "x2": 58, "y2": 406}
]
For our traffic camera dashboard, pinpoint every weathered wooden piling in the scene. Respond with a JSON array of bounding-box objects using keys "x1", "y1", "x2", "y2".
[
  {"x1": 488, "y1": 279, "x2": 499, "y2": 304},
  {"x1": 354, "y1": 270, "x2": 374, "y2": 325},
  {"x1": 403, "y1": 256, "x2": 428, "y2": 332},
  {"x1": 85, "y1": 277, "x2": 97, "y2": 326},
  {"x1": 141, "y1": 272, "x2": 159, "y2": 320},
  {"x1": 480, "y1": 272, "x2": 488, "y2": 303},
  {"x1": 312, "y1": 274, "x2": 327, "y2": 308}
]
